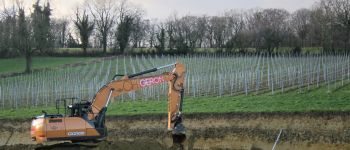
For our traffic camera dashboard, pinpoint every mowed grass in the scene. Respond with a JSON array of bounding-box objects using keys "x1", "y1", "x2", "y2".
[
  {"x1": 1, "y1": 82, "x2": 349, "y2": 119},
  {"x1": 0, "y1": 57, "x2": 94, "y2": 74}
]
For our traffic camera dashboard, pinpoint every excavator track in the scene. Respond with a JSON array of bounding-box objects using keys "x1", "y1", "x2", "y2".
[{"x1": 35, "y1": 142, "x2": 99, "y2": 150}]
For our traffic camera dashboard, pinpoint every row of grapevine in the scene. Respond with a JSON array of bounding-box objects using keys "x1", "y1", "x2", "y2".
[{"x1": 0, "y1": 54, "x2": 349, "y2": 109}]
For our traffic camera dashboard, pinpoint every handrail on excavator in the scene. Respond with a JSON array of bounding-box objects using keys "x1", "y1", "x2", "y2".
[{"x1": 112, "y1": 62, "x2": 177, "y2": 80}]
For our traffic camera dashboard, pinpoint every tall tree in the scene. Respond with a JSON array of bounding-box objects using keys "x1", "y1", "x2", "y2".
[
  {"x1": 74, "y1": 10, "x2": 94, "y2": 55},
  {"x1": 147, "y1": 20, "x2": 157, "y2": 48},
  {"x1": 17, "y1": 7, "x2": 33, "y2": 73},
  {"x1": 0, "y1": 6, "x2": 17, "y2": 57},
  {"x1": 248, "y1": 8, "x2": 290, "y2": 53},
  {"x1": 165, "y1": 14, "x2": 177, "y2": 50},
  {"x1": 292, "y1": 9, "x2": 311, "y2": 47},
  {"x1": 116, "y1": 15, "x2": 133, "y2": 53},
  {"x1": 155, "y1": 24, "x2": 165, "y2": 53},
  {"x1": 130, "y1": 13, "x2": 147, "y2": 48},
  {"x1": 88, "y1": 0, "x2": 117, "y2": 53},
  {"x1": 210, "y1": 16, "x2": 227, "y2": 49},
  {"x1": 52, "y1": 19, "x2": 68, "y2": 48},
  {"x1": 196, "y1": 16, "x2": 208, "y2": 48},
  {"x1": 321, "y1": 0, "x2": 350, "y2": 51},
  {"x1": 225, "y1": 11, "x2": 247, "y2": 52},
  {"x1": 181, "y1": 16, "x2": 199, "y2": 51},
  {"x1": 31, "y1": 0, "x2": 52, "y2": 53}
]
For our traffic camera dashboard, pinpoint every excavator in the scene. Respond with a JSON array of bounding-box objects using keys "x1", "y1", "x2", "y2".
[{"x1": 30, "y1": 61, "x2": 186, "y2": 144}]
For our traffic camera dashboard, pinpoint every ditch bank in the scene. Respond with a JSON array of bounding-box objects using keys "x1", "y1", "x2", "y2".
[{"x1": 0, "y1": 112, "x2": 349, "y2": 150}]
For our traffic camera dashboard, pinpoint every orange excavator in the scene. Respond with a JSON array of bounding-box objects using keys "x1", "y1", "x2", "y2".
[{"x1": 30, "y1": 62, "x2": 186, "y2": 144}]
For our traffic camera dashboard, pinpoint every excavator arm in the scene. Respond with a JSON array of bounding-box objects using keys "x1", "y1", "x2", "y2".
[{"x1": 89, "y1": 62, "x2": 186, "y2": 134}]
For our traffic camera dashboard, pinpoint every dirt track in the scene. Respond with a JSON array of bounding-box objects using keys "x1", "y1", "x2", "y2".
[{"x1": 0, "y1": 112, "x2": 350, "y2": 150}]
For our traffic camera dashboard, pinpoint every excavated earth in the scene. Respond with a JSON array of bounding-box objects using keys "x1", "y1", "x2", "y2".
[{"x1": 0, "y1": 112, "x2": 350, "y2": 150}]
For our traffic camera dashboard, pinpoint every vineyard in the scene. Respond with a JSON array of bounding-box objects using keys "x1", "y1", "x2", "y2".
[{"x1": 0, "y1": 54, "x2": 349, "y2": 109}]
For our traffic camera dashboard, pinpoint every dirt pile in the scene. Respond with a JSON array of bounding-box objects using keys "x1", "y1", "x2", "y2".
[{"x1": 0, "y1": 112, "x2": 349, "y2": 150}]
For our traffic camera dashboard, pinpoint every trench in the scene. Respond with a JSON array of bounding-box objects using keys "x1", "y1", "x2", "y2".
[{"x1": 0, "y1": 112, "x2": 350, "y2": 150}]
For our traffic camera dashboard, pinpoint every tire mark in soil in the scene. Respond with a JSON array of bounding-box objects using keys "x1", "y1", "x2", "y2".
[{"x1": 4, "y1": 131, "x2": 13, "y2": 145}]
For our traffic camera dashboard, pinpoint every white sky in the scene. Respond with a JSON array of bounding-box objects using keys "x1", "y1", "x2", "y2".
[
  {"x1": 1, "y1": 0, "x2": 319, "y2": 20},
  {"x1": 131, "y1": 0, "x2": 319, "y2": 20}
]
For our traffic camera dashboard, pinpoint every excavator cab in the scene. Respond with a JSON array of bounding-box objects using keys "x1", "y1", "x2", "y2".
[
  {"x1": 66, "y1": 100, "x2": 91, "y2": 118},
  {"x1": 55, "y1": 98, "x2": 89, "y2": 117}
]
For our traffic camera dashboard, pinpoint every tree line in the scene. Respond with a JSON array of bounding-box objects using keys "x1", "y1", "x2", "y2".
[{"x1": 0, "y1": 0, "x2": 349, "y2": 72}]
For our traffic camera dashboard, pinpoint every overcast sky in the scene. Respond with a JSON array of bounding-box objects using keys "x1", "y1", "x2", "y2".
[
  {"x1": 131, "y1": 0, "x2": 319, "y2": 20},
  {"x1": 1, "y1": 0, "x2": 319, "y2": 20}
]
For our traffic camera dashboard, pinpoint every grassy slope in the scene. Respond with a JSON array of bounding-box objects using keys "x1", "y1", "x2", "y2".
[
  {"x1": 1, "y1": 82, "x2": 349, "y2": 119},
  {"x1": 108, "y1": 83, "x2": 350, "y2": 115},
  {"x1": 0, "y1": 57, "x2": 93, "y2": 74}
]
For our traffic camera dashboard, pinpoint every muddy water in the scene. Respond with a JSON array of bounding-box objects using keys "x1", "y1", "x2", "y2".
[{"x1": 0, "y1": 112, "x2": 350, "y2": 150}]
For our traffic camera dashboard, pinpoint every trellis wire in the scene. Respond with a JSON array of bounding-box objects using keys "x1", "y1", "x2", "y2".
[{"x1": 0, "y1": 54, "x2": 349, "y2": 109}]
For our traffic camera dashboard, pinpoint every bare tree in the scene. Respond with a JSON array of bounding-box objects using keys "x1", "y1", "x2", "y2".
[
  {"x1": 165, "y1": 14, "x2": 177, "y2": 50},
  {"x1": 52, "y1": 19, "x2": 68, "y2": 48},
  {"x1": 248, "y1": 8, "x2": 290, "y2": 53},
  {"x1": 129, "y1": 10, "x2": 146, "y2": 48},
  {"x1": 321, "y1": 0, "x2": 350, "y2": 51},
  {"x1": 147, "y1": 19, "x2": 157, "y2": 48},
  {"x1": 308, "y1": 6, "x2": 326, "y2": 51},
  {"x1": 7, "y1": 0, "x2": 350, "y2": 56},
  {"x1": 225, "y1": 10, "x2": 247, "y2": 52},
  {"x1": 210, "y1": 16, "x2": 227, "y2": 49},
  {"x1": 17, "y1": 6, "x2": 32, "y2": 73},
  {"x1": 170, "y1": 15, "x2": 192, "y2": 53},
  {"x1": 0, "y1": 4, "x2": 17, "y2": 57},
  {"x1": 206, "y1": 17, "x2": 215, "y2": 48},
  {"x1": 195, "y1": 16, "x2": 208, "y2": 48},
  {"x1": 155, "y1": 23, "x2": 165, "y2": 53},
  {"x1": 292, "y1": 9, "x2": 311, "y2": 47},
  {"x1": 178, "y1": 15, "x2": 198, "y2": 51},
  {"x1": 88, "y1": 0, "x2": 117, "y2": 54},
  {"x1": 118, "y1": 0, "x2": 128, "y2": 23}
]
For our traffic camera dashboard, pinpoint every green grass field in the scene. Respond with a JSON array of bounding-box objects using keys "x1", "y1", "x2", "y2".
[
  {"x1": 1, "y1": 81, "x2": 349, "y2": 119},
  {"x1": 0, "y1": 57, "x2": 94, "y2": 74}
]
